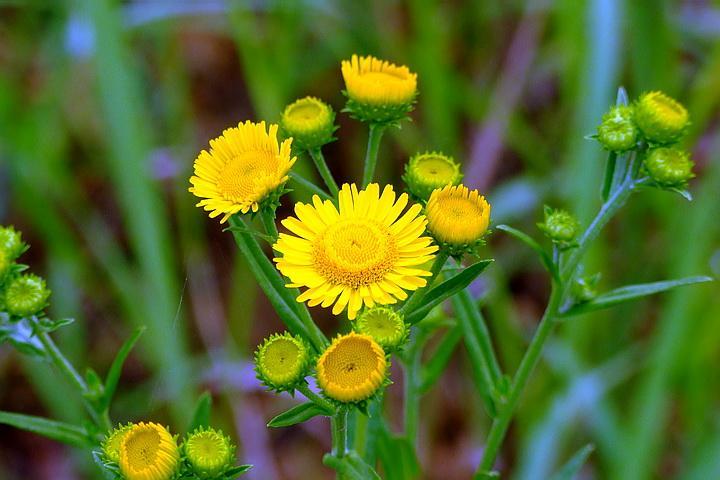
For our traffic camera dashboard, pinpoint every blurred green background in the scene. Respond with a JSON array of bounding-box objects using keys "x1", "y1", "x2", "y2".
[{"x1": 1, "y1": 0, "x2": 719, "y2": 479}]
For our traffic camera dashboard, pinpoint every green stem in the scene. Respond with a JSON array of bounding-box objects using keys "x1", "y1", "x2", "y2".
[
  {"x1": 297, "y1": 383, "x2": 334, "y2": 413},
  {"x1": 37, "y1": 332, "x2": 111, "y2": 431},
  {"x1": 289, "y1": 171, "x2": 332, "y2": 200},
  {"x1": 403, "y1": 332, "x2": 423, "y2": 446},
  {"x1": 361, "y1": 124, "x2": 386, "y2": 187},
  {"x1": 331, "y1": 409, "x2": 348, "y2": 458},
  {"x1": 475, "y1": 177, "x2": 637, "y2": 476},
  {"x1": 400, "y1": 251, "x2": 449, "y2": 315},
  {"x1": 601, "y1": 152, "x2": 617, "y2": 201},
  {"x1": 309, "y1": 148, "x2": 340, "y2": 197},
  {"x1": 260, "y1": 209, "x2": 279, "y2": 241},
  {"x1": 353, "y1": 409, "x2": 369, "y2": 457}
]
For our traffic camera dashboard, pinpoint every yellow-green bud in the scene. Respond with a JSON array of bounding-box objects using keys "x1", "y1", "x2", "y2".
[
  {"x1": 538, "y1": 207, "x2": 579, "y2": 246},
  {"x1": 0, "y1": 253, "x2": 11, "y2": 285},
  {"x1": 634, "y1": 91, "x2": 689, "y2": 144},
  {"x1": 402, "y1": 152, "x2": 463, "y2": 201},
  {"x1": 254, "y1": 332, "x2": 311, "y2": 392},
  {"x1": 596, "y1": 105, "x2": 638, "y2": 152},
  {"x1": 4, "y1": 274, "x2": 50, "y2": 317},
  {"x1": 102, "y1": 423, "x2": 134, "y2": 463},
  {"x1": 0, "y1": 226, "x2": 26, "y2": 262},
  {"x1": 644, "y1": 147, "x2": 694, "y2": 187},
  {"x1": 184, "y1": 427, "x2": 235, "y2": 478},
  {"x1": 280, "y1": 96, "x2": 337, "y2": 151},
  {"x1": 354, "y1": 307, "x2": 408, "y2": 351}
]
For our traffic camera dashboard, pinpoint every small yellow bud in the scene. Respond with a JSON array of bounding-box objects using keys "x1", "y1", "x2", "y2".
[
  {"x1": 0, "y1": 226, "x2": 26, "y2": 262},
  {"x1": 537, "y1": 207, "x2": 579, "y2": 247},
  {"x1": 644, "y1": 147, "x2": 694, "y2": 187},
  {"x1": 4, "y1": 274, "x2": 51, "y2": 318},
  {"x1": 254, "y1": 332, "x2": 311, "y2": 392},
  {"x1": 634, "y1": 91, "x2": 689, "y2": 144},
  {"x1": 280, "y1": 96, "x2": 337, "y2": 151},
  {"x1": 403, "y1": 152, "x2": 463, "y2": 201},
  {"x1": 184, "y1": 427, "x2": 235, "y2": 478},
  {"x1": 354, "y1": 307, "x2": 408, "y2": 351},
  {"x1": 596, "y1": 105, "x2": 638, "y2": 152}
]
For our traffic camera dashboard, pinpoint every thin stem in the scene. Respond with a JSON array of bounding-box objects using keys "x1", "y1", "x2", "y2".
[
  {"x1": 403, "y1": 331, "x2": 423, "y2": 446},
  {"x1": 399, "y1": 251, "x2": 449, "y2": 315},
  {"x1": 331, "y1": 409, "x2": 348, "y2": 458},
  {"x1": 260, "y1": 209, "x2": 278, "y2": 241},
  {"x1": 353, "y1": 409, "x2": 368, "y2": 457},
  {"x1": 361, "y1": 124, "x2": 386, "y2": 187},
  {"x1": 309, "y1": 148, "x2": 340, "y2": 197},
  {"x1": 601, "y1": 152, "x2": 617, "y2": 201},
  {"x1": 289, "y1": 171, "x2": 332, "y2": 200},
  {"x1": 296, "y1": 383, "x2": 334, "y2": 413}
]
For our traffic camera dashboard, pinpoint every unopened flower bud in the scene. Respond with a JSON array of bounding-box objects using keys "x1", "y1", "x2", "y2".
[
  {"x1": 634, "y1": 91, "x2": 689, "y2": 144},
  {"x1": 403, "y1": 152, "x2": 463, "y2": 201},
  {"x1": 4, "y1": 274, "x2": 50, "y2": 317},
  {"x1": 184, "y1": 427, "x2": 235, "y2": 478},
  {"x1": 280, "y1": 96, "x2": 337, "y2": 151},
  {"x1": 538, "y1": 207, "x2": 579, "y2": 246},
  {"x1": 0, "y1": 226, "x2": 26, "y2": 262},
  {"x1": 645, "y1": 147, "x2": 694, "y2": 187},
  {"x1": 254, "y1": 332, "x2": 311, "y2": 392},
  {"x1": 355, "y1": 307, "x2": 408, "y2": 351},
  {"x1": 596, "y1": 105, "x2": 638, "y2": 152}
]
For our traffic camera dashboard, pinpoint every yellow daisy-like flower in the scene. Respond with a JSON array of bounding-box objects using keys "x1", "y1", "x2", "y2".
[
  {"x1": 316, "y1": 332, "x2": 387, "y2": 403},
  {"x1": 426, "y1": 184, "x2": 491, "y2": 255},
  {"x1": 102, "y1": 423, "x2": 134, "y2": 463},
  {"x1": 341, "y1": 54, "x2": 417, "y2": 123},
  {"x1": 280, "y1": 96, "x2": 336, "y2": 150},
  {"x1": 273, "y1": 183, "x2": 438, "y2": 320},
  {"x1": 184, "y1": 427, "x2": 235, "y2": 477},
  {"x1": 119, "y1": 422, "x2": 180, "y2": 480},
  {"x1": 189, "y1": 121, "x2": 296, "y2": 223}
]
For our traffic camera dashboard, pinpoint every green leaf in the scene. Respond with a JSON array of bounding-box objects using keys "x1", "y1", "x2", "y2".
[
  {"x1": 101, "y1": 326, "x2": 145, "y2": 410},
  {"x1": 549, "y1": 444, "x2": 594, "y2": 480},
  {"x1": 223, "y1": 465, "x2": 253, "y2": 478},
  {"x1": 187, "y1": 391, "x2": 213, "y2": 433},
  {"x1": 36, "y1": 317, "x2": 75, "y2": 333},
  {"x1": 267, "y1": 402, "x2": 330, "y2": 428},
  {"x1": 419, "y1": 325, "x2": 462, "y2": 393},
  {"x1": 377, "y1": 427, "x2": 420, "y2": 480},
  {"x1": 496, "y1": 224, "x2": 557, "y2": 279},
  {"x1": 561, "y1": 276, "x2": 713, "y2": 317},
  {"x1": 84, "y1": 368, "x2": 105, "y2": 403},
  {"x1": 405, "y1": 259, "x2": 493, "y2": 325},
  {"x1": 473, "y1": 472, "x2": 500, "y2": 480},
  {"x1": 616, "y1": 86, "x2": 629, "y2": 106},
  {"x1": 323, "y1": 451, "x2": 381, "y2": 480},
  {"x1": 0, "y1": 411, "x2": 90, "y2": 447}
]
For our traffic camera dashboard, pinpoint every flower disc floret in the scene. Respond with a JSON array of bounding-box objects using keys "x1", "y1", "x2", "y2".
[
  {"x1": 254, "y1": 332, "x2": 311, "y2": 392},
  {"x1": 596, "y1": 105, "x2": 638, "y2": 152},
  {"x1": 274, "y1": 183, "x2": 438, "y2": 320},
  {"x1": 341, "y1": 54, "x2": 417, "y2": 123},
  {"x1": 184, "y1": 427, "x2": 235, "y2": 478},
  {"x1": 0, "y1": 226, "x2": 26, "y2": 261},
  {"x1": 189, "y1": 121, "x2": 296, "y2": 223},
  {"x1": 403, "y1": 152, "x2": 463, "y2": 200},
  {"x1": 354, "y1": 307, "x2": 408, "y2": 350},
  {"x1": 119, "y1": 422, "x2": 179, "y2": 480},
  {"x1": 280, "y1": 97, "x2": 337, "y2": 150},
  {"x1": 634, "y1": 91, "x2": 689, "y2": 144},
  {"x1": 4, "y1": 274, "x2": 51, "y2": 317},
  {"x1": 316, "y1": 332, "x2": 387, "y2": 404},
  {"x1": 426, "y1": 184, "x2": 491, "y2": 255},
  {"x1": 644, "y1": 147, "x2": 694, "y2": 187},
  {"x1": 102, "y1": 423, "x2": 134, "y2": 463}
]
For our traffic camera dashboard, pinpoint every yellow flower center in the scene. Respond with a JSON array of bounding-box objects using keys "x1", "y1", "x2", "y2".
[
  {"x1": 217, "y1": 151, "x2": 278, "y2": 203},
  {"x1": 286, "y1": 101, "x2": 322, "y2": 122},
  {"x1": 313, "y1": 220, "x2": 398, "y2": 289},
  {"x1": 415, "y1": 155, "x2": 457, "y2": 182},
  {"x1": 317, "y1": 333, "x2": 386, "y2": 403},
  {"x1": 427, "y1": 185, "x2": 491, "y2": 246},
  {"x1": 647, "y1": 92, "x2": 686, "y2": 123},
  {"x1": 120, "y1": 423, "x2": 179, "y2": 480},
  {"x1": 186, "y1": 430, "x2": 231, "y2": 473}
]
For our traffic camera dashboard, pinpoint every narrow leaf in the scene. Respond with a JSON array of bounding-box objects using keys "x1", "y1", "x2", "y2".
[
  {"x1": 616, "y1": 86, "x2": 629, "y2": 106},
  {"x1": 267, "y1": 402, "x2": 330, "y2": 428},
  {"x1": 187, "y1": 391, "x2": 212, "y2": 433},
  {"x1": 377, "y1": 425, "x2": 420, "y2": 480},
  {"x1": 561, "y1": 276, "x2": 713, "y2": 317},
  {"x1": 323, "y1": 451, "x2": 381, "y2": 480},
  {"x1": 101, "y1": 326, "x2": 145, "y2": 410},
  {"x1": 496, "y1": 225, "x2": 557, "y2": 279},
  {"x1": 420, "y1": 325, "x2": 462, "y2": 393},
  {"x1": 405, "y1": 260, "x2": 493, "y2": 325},
  {"x1": 0, "y1": 411, "x2": 90, "y2": 447},
  {"x1": 549, "y1": 444, "x2": 594, "y2": 480},
  {"x1": 223, "y1": 464, "x2": 253, "y2": 478}
]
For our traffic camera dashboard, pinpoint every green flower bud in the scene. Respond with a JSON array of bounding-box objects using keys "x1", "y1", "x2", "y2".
[
  {"x1": 254, "y1": 332, "x2": 311, "y2": 392},
  {"x1": 4, "y1": 274, "x2": 51, "y2": 317},
  {"x1": 0, "y1": 253, "x2": 11, "y2": 285},
  {"x1": 184, "y1": 427, "x2": 236, "y2": 478},
  {"x1": 538, "y1": 207, "x2": 579, "y2": 246},
  {"x1": 634, "y1": 91, "x2": 689, "y2": 144},
  {"x1": 0, "y1": 226, "x2": 26, "y2": 262},
  {"x1": 402, "y1": 152, "x2": 463, "y2": 201},
  {"x1": 596, "y1": 105, "x2": 638, "y2": 152},
  {"x1": 354, "y1": 307, "x2": 409, "y2": 351},
  {"x1": 280, "y1": 96, "x2": 337, "y2": 151},
  {"x1": 644, "y1": 147, "x2": 694, "y2": 187}
]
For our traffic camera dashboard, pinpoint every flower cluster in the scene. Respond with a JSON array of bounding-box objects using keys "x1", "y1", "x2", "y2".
[{"x1": 99, "y1": 422, "x2": 248, "y2": 480}]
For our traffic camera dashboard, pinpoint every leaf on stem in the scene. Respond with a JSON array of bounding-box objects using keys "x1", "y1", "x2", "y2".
[
  {"x1": 377, "y1": 424, "x2": 420, "y2": 480},
  {"x1": 496, "y1": 225, "x2": 558, "y2": 279},
  {"x1": 187, "y1": 391, "x2": 213, "y2": 433},
  {"x1": 560, "y1": 276, "x2": 713, "y2": 317},
  {"x1": 101, "y1": 326, "x2": 145, "y2": 410},
  {"x1": 0, "y1": 317, "x2": 45, "y2": 358},
  {"x1": 404, "y1": 259, "x2": 493, "y2": 325},
  {"x1": 548, "y1": 444, "x2": 594, "y2": 480},
  {"x1": 323, "y1": 451, "x2": 382, "y2": 480},
  {"x1": 223, "y1": 465, "x2": 253, "y2": 478},
  {"x1": 0, "y1": 411, "x2": 91, "y2": 447},
  {"x1": 267, "y1": 402, "x2": 331, "y2": 428},
  {"x1": 419, "y1": 325, "x2": 462, "y2": 393}
]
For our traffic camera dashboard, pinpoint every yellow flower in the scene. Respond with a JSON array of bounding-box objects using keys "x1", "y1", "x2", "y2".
[
  {"x1": 316, "y1": 332, "x2": 387, "y2": 403},
  {"x1": 102, "y1": 423, "x2": 134, "y2": 463},
  {"x1": 273, "y1": 183, "x2": 438, "y2": 320},
  {"x1": 119, "y1": 422, "x2": 180, "y2": 480},
  {"x1": 426, "y1": 184, "x2": 491, "y2": 255},
  {"x1": 280, "y1": 96, "x2": 337, "y2": 150},
  {"x1": 254, "y1": 332, "x2": 311, "y2": 392},
  {"x1": 341, "y1": 54, "x2": 417, "y2": 123},
  {"x1": 403, "y1": 152, "x2": 463, "y2": 200},
  {"x1": 634, "y1": 91, "x2": 689, "y2": 144},
  {"x1": 189, "y1": 121, "x2": 296, "y2": 223},
  {"x1": 184, "y1": 427, "x2": 235, "y2": 478}
]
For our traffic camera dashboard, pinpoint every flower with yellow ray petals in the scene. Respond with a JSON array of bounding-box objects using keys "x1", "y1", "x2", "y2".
[
  {"x1": 119, "y1": 422, "x2": 179, "y2": 480},
  {"x1": 316, "y1": 332, "x2": 387, "y2": 403},
  {"x1": 273, "y1": 183, "x2": 438, "y2": 320},
  {"x1": 426, "y1": 184, "x2": 491, "y2": 256},
  {"x1": 189, "y1": 121, "x2": 296, "y2": 223}
]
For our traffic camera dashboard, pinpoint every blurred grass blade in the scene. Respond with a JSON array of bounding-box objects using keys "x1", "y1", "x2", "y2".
[
  {"x1": 377, "y1": 424, "x2": 421, "y2": 480},
  {"x1": 187, "y1": 391, "x2": 212, "y2": 433},
  {"x1": 549, "y1": 444, "x2": 594, "y2": 480},
  {"x1": 405, "y1": 260, "x2": 493, "y2": 324},
  {"x1": 496, "y1": 225, "x2": 557, "y2": 278},
  {"x1": 267, "y1": 402, "x2": 330, "y2": 428},
  {"x1": 420, "y1": 325, "x2": 462, "y2": 393},
  {"x1": 101, "y1": 326, "x2": 145, "y2": 410},
  {"x1": 0, "y1": 411, "x2": 90, "y2": 447},
  {"x1": 560, "y1": 276, "x2": 713, "y2": 317}
]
